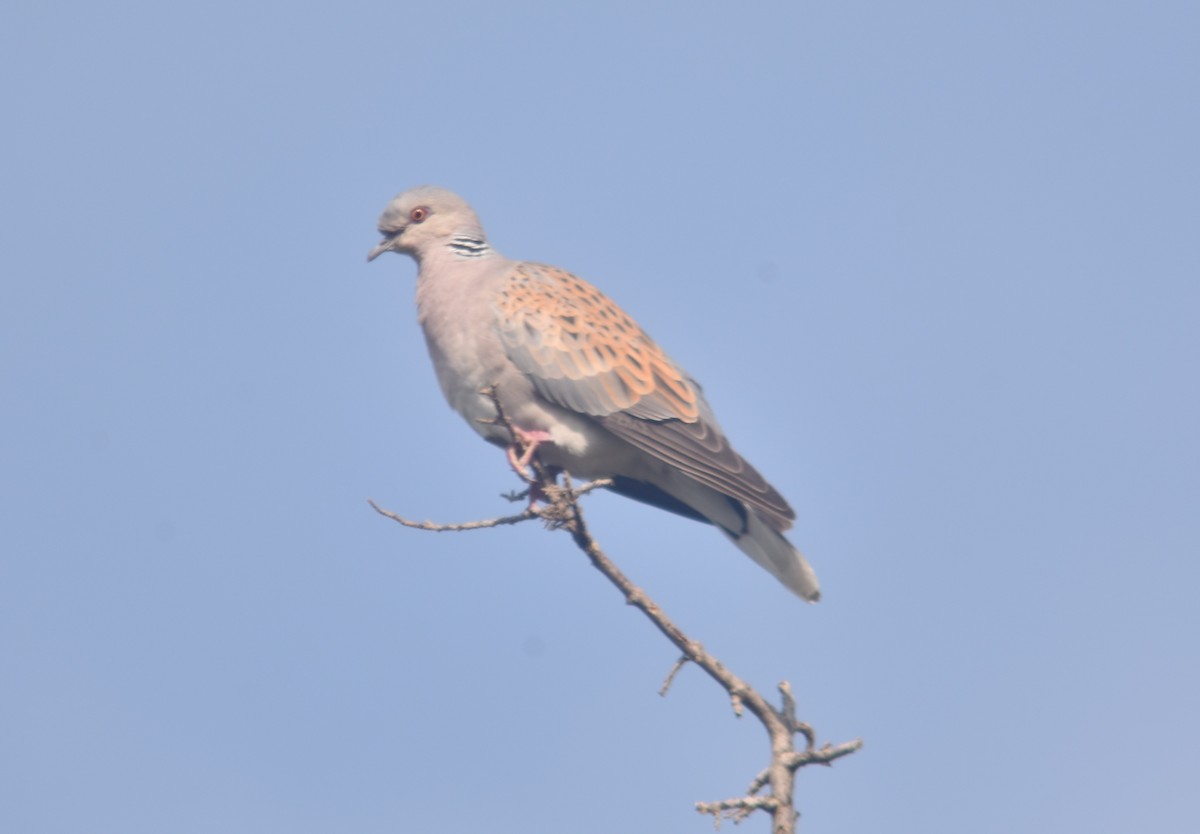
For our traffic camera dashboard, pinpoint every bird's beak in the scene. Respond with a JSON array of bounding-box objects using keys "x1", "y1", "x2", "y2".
[{"x1": 366, "y1": 237, "x2": 395, "y2": 262}]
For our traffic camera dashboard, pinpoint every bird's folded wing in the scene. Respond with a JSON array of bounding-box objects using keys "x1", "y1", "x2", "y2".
[
  {"x1": 598, "y1": 411, "x2": 794, "y2": 531},
  {"x1": 494, "y1": 262, "x2": 795, "y2": 531}
]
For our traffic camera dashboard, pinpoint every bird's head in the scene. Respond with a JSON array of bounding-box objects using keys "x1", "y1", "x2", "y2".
[{"x1": 367, "y1": 186, "x2": 486, "y2": 262}]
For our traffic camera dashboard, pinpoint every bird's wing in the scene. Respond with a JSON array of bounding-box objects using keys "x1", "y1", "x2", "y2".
[{"x1": 493, "y1": 262, "x2": 795, "y2": 530}]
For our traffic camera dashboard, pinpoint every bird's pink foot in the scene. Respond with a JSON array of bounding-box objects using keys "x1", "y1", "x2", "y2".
[{"x1": 506, "y1": 427, "x2": 554, "y2": 481}]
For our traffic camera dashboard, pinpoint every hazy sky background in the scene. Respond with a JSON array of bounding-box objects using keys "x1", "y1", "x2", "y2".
[{"x1": 3, "y1": 2, "x2": 1198, "y2": 832}]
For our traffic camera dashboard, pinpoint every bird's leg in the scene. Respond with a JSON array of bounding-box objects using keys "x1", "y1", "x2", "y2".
[
  {"x1": 506, "y1": 427, "x2": 554, "y2": 482},
  {"x1": 505, "y1": 429, "x2": 562, "y2": 511}
]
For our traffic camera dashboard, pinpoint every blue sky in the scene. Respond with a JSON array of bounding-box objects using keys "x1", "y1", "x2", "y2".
[{"x1": 3, "y1": 2, "x2": 1198, "y2": 832}]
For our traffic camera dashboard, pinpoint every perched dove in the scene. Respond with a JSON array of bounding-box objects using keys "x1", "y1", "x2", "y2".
[{"x1": 368, "y1": 186, "x2": 820, "y2": 601}]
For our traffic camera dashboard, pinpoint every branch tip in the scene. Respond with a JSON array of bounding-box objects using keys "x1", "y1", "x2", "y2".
[{"x1": 659, "y1": 656, "x2": 690, "y2": 697}]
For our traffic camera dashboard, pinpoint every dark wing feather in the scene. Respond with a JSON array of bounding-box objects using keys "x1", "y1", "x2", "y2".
[{"x1": 600, "y1": 411, "x2": 795, "y2": 531}]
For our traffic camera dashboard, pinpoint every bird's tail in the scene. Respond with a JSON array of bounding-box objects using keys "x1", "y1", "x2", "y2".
[
  {"x1": 642, "y1": 471, "x2": 821, "y2": 601},
  {"x1": 720, "y1": 512, "x2": 821, "y2": 602}
]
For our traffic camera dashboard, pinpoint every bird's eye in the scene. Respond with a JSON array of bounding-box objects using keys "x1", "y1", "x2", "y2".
[{"x1": 410, "y1": 207, "x2": 430, "y2": 223}]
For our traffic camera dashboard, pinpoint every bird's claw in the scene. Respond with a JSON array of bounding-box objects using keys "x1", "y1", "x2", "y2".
[{"x1": 506, "y1": 427, "x2": 554, "y2": 481}]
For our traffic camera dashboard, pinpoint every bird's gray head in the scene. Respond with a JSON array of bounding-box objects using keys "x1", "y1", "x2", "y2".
[{"x1": 367, "y1": 186, "x2": 488, "y2": 263}]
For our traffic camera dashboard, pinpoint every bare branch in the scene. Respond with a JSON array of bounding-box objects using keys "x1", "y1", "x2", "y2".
[
  {"x1": 783, "y1": 738, "x2": 865, "y2": 770},
  {"x1": 695, "y1": 794, "x2": 779, "y2": 826},
  {"x1": 659, "y1": 656, "x2": 690, "y2": 697},
  {"x1": 367, "y1": 499, "x2": 535, "y2": 531},
  {"x1": 369, "y1": 385, "x2": 861, "y2": 832}
]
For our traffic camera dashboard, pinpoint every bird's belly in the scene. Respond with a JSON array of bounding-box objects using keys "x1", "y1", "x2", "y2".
[
  {"x1": 431, "y1": 351, "x2": 507, "y2": 443},
  {"x1": 422, "y1": 318, "x2": 636, "y2": 471}
]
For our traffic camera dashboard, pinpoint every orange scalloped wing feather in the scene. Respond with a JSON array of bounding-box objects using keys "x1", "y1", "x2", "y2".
[{"x1": 495, "y1": 263, "x2": 794, "y2": 530}]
